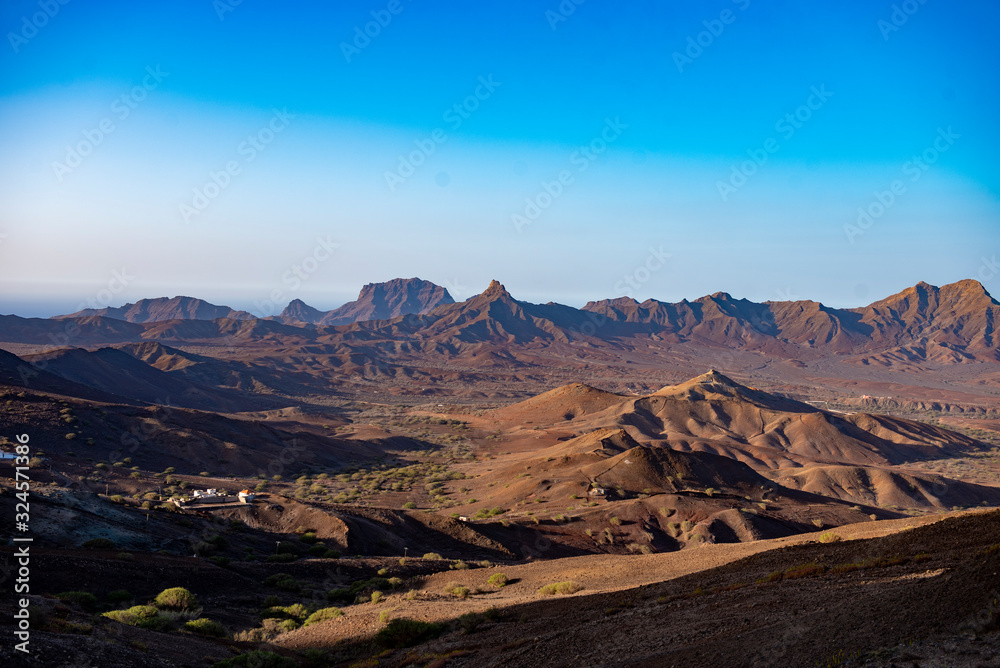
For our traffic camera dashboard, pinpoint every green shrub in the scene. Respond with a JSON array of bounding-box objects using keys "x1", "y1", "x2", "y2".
[
  {"x1": 109, "y1": 494, "x2": 124, "y2": 504},
  {"x1": 818, "y1": 532, "x2": 842, "y2": 544},
  {"x1": 260, "y1": 603, "x2": 309, "y2": 622},
  {"x1": 374, "y1": 618, "x2": 445, "y2": 649},
  {"x1": 423, "y1": 552, "x2": 443, "y2": 560},
  {"x1": 443, "y1": 583, "x2": 470, "y2": 599},
  {"x1": 153, "y1": 587, "x2": 198, "y2": 611},
  {"x1": 371, "y1": 591, "x2": 385, "y2": 604},
  {"x1": 303, "y1": 607, "x2": 343, "y2": 626},
  {"x1": 402, "y1": 502, "x2": 417, "y2": 509},
  {"x1": 308, "y1": 544, "x2": 329, "y2": 557},
  {"x1": 105, "y1": 590, "x2": 132, "y2": 605},
  {"x1": 185, "y1": 618, "x2": 225, "y2": 637},
  {"x1": 267, "y1": 553, "x2": 297, "y2": 563},
  {"x1": 56, "y1": 591, "x2": 98, "y2": 610},
  {"x1": 103, "y1": 605, "x2": 165, "y2": 629},
  {"x1": 211, "y1": 651, "x2": 297, "y2": 668},
  {"x1": 538, "y1": 581, "x2": 583, "y2": 596},
  {"x1": 487, "y1": 573, "x2": 508, "y2": 588}
]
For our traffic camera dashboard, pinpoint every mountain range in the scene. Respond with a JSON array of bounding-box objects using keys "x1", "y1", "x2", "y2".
[
  {"x1": 2, "y1": 276, "x2": 998, "y2": 405},
  {"x1": 13, "y1": 277, "x2": 996, "y2": 360}
]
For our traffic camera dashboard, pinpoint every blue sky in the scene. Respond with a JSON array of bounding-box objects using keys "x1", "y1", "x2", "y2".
[{"x1": 1, "y1": 0, "x2": 998, "y2": 317}]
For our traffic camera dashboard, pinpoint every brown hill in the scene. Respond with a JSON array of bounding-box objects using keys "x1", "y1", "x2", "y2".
[
  {"x1": 55, "y1": 296, "x2": 255, "y2": 323},
  {"x1": 497, "y1": 371, "x2": 985, "y2": 471},
  {"x1": 21, "y1": 347, "x2": 271, "y2": 412},
  {"x1": 280, "y1": 278, "x2": 454, "y2": 325},
  {"x1": 775, "y1": 464, "x2": 1000, "y2": 510},
  {"x1": 0, "y1": 348, "x2": 132, "y2": 404}
]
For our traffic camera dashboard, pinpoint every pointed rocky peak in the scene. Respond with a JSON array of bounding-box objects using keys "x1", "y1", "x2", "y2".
[{"x1": 474, "y1": 279, "x2": 516, "y2": 303}]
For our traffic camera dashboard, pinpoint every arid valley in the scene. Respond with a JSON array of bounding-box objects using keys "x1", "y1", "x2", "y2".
[{"x1": 2, "y1": 277, "x2": 1000, "y2": 667}]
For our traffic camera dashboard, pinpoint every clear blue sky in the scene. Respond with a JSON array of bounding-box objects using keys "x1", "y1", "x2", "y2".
[{"x1": 1, "y1": 0, "x2": 998, "y2": 317}]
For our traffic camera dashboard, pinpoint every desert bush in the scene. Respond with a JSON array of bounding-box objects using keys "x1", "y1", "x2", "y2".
[
  {"x1": 307, "y1": 544, "x2": 328, "y2": 557},
  {"x1": 267, "y1": 553, "x2": 296, "y2": 563},
  {"x1": 154, "y1": 587, "x2": 198, "y2": 611},
  {"x1": 185, "y1": 618, "x2": 225, "y2": 637},
  {"x1": 303, "y1": 607, "x2": 343, "y2": 626},
  {"x1": 374, "y1": 618, "x2": 445, "y2": 649},
  {"x1": 608, "y1": 516, "x2": 621, "y2": 526},
  {"x1": 56, "y1": 591, "x2": 98, "y2": 610},
  {"x1": 423, "y1": 552, "x2": 443, "y2": 560},
  {"x1": 103, "y1": 605, "x2": 168, "y2": 630},
  {"x1": 105, "y1": 590, "x2": 132, "y2": 606},
  {"x1": 450, "y1": 560, "x2": 469, "y2": 570},
  {"x1": 444, "y1": 583, "x2": 470, "y2": 599},
  {"x1": 538, "y1": 581, "x2": 583, "y2": 596},
  {"x1": 211, "y1": 650, "x2": 297, "y2": 668},
  {"x1": 818, "y1": 532, "x2": 842, "y2": 543},
  {"x1": 487, "y1": 573, "x2": 508, "y2": 588},
  {"x1": 402, "y1": 501, "x2": 417, "y2": 509},
  {"x1": 370, "y1": 591, "x2": 385, "y2": 604}
]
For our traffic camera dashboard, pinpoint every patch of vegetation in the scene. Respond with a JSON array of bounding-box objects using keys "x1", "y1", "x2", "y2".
[
  {"x1": 538, "y1": 581, "x2": 583, "y2": 596},
  {"x1": 55, "y1": 591, "x2": 98, "y2": 611},
  {"x1": 423, "y1": 552, "x2": 443, "y2": 560},
  {"x1": 444, "y1": 582, "x2": 470, "y2": 599},
  {"x1": 153, "y1": 587, "x2": 198, "y2": 611},
  {"x1": 103, "y1": 605, "x2": 168, "y2": 630},
  {"x1": 263, "y1": 573, "x2": 302, "y2": 593},
  {"x1": 818, "y1": 532, "x2": 842, "y2": 543},
  {"x1": 487, "y1": 573, "x2": 508, "y2": 588},
  {"x1": 374, "y1": 618, "x2": 445, "y2": 649},
  {"x1": 303, "y1": 607, "x2": 343, "y2": 626},
  {"x1": 184, "y1": 618, "x2": 225, "y2": 637}
]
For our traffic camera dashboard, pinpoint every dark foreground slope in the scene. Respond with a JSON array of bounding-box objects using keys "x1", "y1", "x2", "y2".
[{"x1": 310, "y1": 510, "x2": 1000, "y2": 668}]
